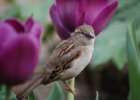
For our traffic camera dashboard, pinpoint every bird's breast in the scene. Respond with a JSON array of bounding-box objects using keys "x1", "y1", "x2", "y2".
[{"x1": 60, "y1": 45, "x2": 94, "y2": 80}]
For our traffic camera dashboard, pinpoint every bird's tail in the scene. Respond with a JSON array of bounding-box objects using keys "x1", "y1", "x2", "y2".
[{"x1": 16, "y1": 76, "x2": 43, "y2": 100}]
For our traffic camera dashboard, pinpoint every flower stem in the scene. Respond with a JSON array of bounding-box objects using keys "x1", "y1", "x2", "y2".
[
  {"x1": 5, "y1": 86, "x2": 12, "y2": 100},
  {"x1": 67, "y1": 78, "x2": 75, "y2": 100}
]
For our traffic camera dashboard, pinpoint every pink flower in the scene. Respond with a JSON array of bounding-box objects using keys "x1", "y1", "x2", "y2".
[
  {"x1": 50, "y1": 0, "x2": 118, "y2": 39},
  {"x1": 0, "y1": 17, "x2": 42, "y2": 85}
]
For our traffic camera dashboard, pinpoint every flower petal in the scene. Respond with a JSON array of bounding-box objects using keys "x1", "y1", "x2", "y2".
[
  {"x1": 0, "y1": 22, "x2": 17, "y2": 57},
  {"x1": 0, "y1": 35, "x2": 39, "y2": 85},
  {"x1": 0, "y1": 22, "x2": 17, "y2": 46},
  {"x1": 5, "y1": 18, "x2": 25, "y2": 33},
  {"x1": 50, "y1": 4, "x2": 71, "y2": 39},
  {"x1": 56, "y1": 0, "x2": 79, "y2": 32},
  {"x1": 75, "y1": 0, "x2": 86, "y2": 27},
  {"x1": 25, "y1": 17, "x2": 43, "y2": 39},
  {"x1": 25, "y1": 17, "x2": 34, "y2": 32},
  {"x1": 92, "y1": 1, "x2": 118, "y2": 35},
  {"x1": 84, "y1": 0, "x2": 109, "y2": 25}
]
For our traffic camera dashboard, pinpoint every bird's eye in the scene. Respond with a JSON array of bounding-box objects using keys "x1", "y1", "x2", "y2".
[{"x1": 80, "y1": 32, "x2": 84, "y2": 36}]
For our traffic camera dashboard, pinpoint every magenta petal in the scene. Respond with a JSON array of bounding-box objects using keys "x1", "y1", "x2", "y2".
[
  {"x1": 29, "y1": 22, "x2": 42, "y2": 39},
  {"x1": 0, "y1": 23, "x2": 17, "y2": 58},
  {"x1": 84, "y1": 0, "x2": 109, "y2": 25},
  {"x1": 56, "y1": 0, "x2": 85, "y2": 31},
  {"x1": 92, "y1": 1, "x2": 118, "y2": 35},
  {"x1": 5, "y1": 18, "x2": 25, "y2": 33},
  {"x1": 76, "y1": 0, "x2": 86, "y2": 27},
  {"x1": 50, "y1": 5, "x2": 71, "y2": 39},
  {"x1": 56, "y1": 0, "x2": 78, "y2": 32},
  {"x1": 0, "y1": 35, "x2": 39, "y2": 85},
  {"x1": 25, "y1": 17, "x2": 43, "y2": 39},
  {"x1": 25, "y1": 17, "x2": 34, "y2": 32},
  {"x1": 0, "y1": 22, "x2": 17, "y2": 58},
  {"x1": 0, "y1": 22, "x2": 17, "y2": 46},
  {"x1": 50, "y1": 0, "x2": 118, "y2": 39}
]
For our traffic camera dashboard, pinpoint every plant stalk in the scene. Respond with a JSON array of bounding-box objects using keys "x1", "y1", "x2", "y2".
[
  {"x1": 67, "y1": 78, "x2": 75, "y2": 100},
  {"x1": 5, "y1": 86, "x2": 12, "y2": 100}
]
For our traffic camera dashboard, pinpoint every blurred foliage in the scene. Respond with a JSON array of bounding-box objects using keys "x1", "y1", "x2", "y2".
[
  {"x1": 47, "y1": 82, "x2": 64, "y2": 100},
  {"x1": 0, "y1": 85, "x2": 5, "y2": 92},
  {"x1": 0, "y1": 85, "x2": 16, "y2": 100},
  {"x1": 0, "y1": 0, "x2": 55, "y2": 24},
  {"x1": 91, "y1": 0, "x2": 140, "y2": 70},
  {"x1": 91, "y1": 21, "x2": 127, "y2": 69},
  {"x1": 42, "y1": 24, "x2": 55, "y2": 42},
  {"x1": 28, "y1": 92, "x2": 36, "y2": 100},
  {"x1": 127, "y1": 22, "x2": 140, "y2": 100},
  {"x1": 95, "y1": 92, "x2": 99, "y2": 100}
]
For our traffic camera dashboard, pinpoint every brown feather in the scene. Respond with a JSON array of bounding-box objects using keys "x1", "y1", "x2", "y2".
[{"x1": 41, "y1": 49, "x2": 82, "y2": 85}]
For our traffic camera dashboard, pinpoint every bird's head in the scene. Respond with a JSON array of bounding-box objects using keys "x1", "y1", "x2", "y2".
[{"x1": 72, "y1": 25, "x2": 95, "y2": 46}]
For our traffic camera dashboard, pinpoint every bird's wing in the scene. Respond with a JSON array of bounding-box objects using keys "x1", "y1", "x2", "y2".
[{"x1": 41, "y1": 40, "x2": 82, "y2": 84}]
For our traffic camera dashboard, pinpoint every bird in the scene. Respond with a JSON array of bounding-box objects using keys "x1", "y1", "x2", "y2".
[{"x1": 16, "y1": 24, "x2": 95, "y2": 100}]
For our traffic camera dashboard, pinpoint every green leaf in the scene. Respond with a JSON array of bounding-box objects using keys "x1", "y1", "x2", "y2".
[
  {"x1": 0, "y1": 85, "x2": 5, "y2": 92},
  {"x1": 128, "y1": 92, "x2": 131, "y2": 100},
  {"x1": 90, "y1": 0, "x2": 140, "y2": 70},
  {"x1": 47, "y1": 82, "x2": 64, "y2": 100},
  {"x1": 28, "y1": 92, "x2": 36, "y2": 100},
  {"x1": 114, "y1": 0, "x2": 140, "y2": 26},
  {"x1": 95, "y1": 91, "x2": 99, "y2": 100},
  {"x1": 0, "y1": 4, "x2": 21, "y2": 20},
  {"x1": 0, "y1": 90, "x2": 16, "y2": 100},
  {"x1": 0, "y1": 91, "x2": 5, "y2": 100},
  {"x1": 91, "y1": 21, "x2": 127, "y2": 69},
  {"x1": 1, "y1": 0, "x2": 55, "y2": 24},
  {"x1": 9, "y1": 91, "x2": 17, "y2": 100},
  {"x1": 19, "y1": 0, "x2": 55, "y2": 24},
  {"x1": 42, "y1": 24, "x2": 55, "y2": 42},
  {"x1": 127, "y1": 22, "x2": 140, "y2": 100}
]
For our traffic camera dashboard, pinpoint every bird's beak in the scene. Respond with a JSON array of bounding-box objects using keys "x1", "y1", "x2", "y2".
[{"x1": 86, "y1": 32, "x2": 94, "y2": 39}]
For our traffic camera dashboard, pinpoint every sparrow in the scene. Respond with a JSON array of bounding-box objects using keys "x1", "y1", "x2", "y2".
[{"x1": 17, "y1": 24, "x2": 95, "y2": 100}]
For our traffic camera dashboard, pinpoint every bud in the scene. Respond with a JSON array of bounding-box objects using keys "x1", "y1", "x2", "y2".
[{"x1": 0, "y1": 17, "x2": 42, "y2": 85}]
